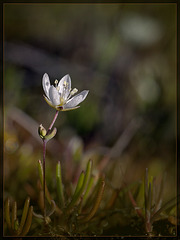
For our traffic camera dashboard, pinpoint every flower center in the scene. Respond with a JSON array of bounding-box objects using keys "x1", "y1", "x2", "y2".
[{"x1": 54, "y1": 79, "x2": 78, "y2": 107}]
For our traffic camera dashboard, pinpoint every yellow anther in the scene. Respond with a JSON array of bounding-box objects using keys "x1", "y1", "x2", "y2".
[
  {"x1": 63, "y1": 81, "x2": 68, "y2": 87},
  {"x1": 71, "y1": 88, "x2": 78, "y2": 96},
  {"x1": 54, "y1": 79, "x2": 58, "y2": 87}
]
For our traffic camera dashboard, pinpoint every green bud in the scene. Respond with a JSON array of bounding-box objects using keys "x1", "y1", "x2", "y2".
[
  {"x1": 44, "y1": 127, "x2": 57, "y2": 141},
  {"x1": 38, "y1": 124, "x2": 47, "y2": 139}
]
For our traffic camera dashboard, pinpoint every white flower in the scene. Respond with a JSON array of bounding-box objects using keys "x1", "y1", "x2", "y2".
[{"x1": 42, "y1": 73, "x2": 89, "y2": 111}]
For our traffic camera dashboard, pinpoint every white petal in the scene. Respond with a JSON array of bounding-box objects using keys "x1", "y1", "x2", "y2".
[
  {"x1": 63, "y1": 90, "x2": 89, "y2": 109},
  {"x1": 42, "y1": 73, "x2": 51, "y2": 98},
  {"x1": 49, "y1": 85, "x2": 60, "y2": 106},
  {"x1": 43, "y1": 95, "x2": 56, "y2": 109},
  {"x1": 58, "y1": 74, "x2": 71, "y2": 99}
]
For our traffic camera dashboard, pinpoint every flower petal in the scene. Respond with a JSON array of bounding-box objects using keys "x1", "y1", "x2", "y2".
[
  {"x1": 49, "y1": 86, "x2": 60, "y2": 106},
  {"x1": 63, "y1": 90, "x2": 89, "y2": 109},
  {"x1": 42, "y1": 73, "x2": 51, "y2": 98},
  {"x1": 58, "y1": 74, "x2": 71, "y2": 99},
  {"x1": 43, "y1": 95, "x2": 56, "y2": 109}
]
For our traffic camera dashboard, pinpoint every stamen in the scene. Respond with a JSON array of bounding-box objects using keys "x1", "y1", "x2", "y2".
[
  {"x1": 63, "y1": 81, "x2": 68, "y2": 87},
  {"x1": 54, "y1": 79, "x2": 58, "y2": 87},
  {"x1": 70, "y1": 88, "x2": 78, "y2": 96}
]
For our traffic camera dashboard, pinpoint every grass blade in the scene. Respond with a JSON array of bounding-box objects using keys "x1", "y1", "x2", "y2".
[
  {"x1": 21, "y1": 206, "x2": 33, "y2": 236},
  {"x1": 106, "y1": 189, "x2": 119, "y2": 210},
  {"x1": 38, "y1": 159, "x2": 52, "y2": 204},
  {"x1": 151, "y1": 196, "x2": 178, "y2": 223},
  {"x1": 17, "y1": 197, "x2": 30, "y2": 235},
  {"x1": 84, "y1": 176, "x2": 104, "y2": 208},
  {"x1": 81, "y1": 160, "x2": 92, "y2": 193},
  {"x1": 155, "y1": 172, "x2": 166, "y2": 212},
  {"x1": 5, "y1": 198, "x2": 11, "y2": 230},
  {"x1": 80, "y1": 159, "x2": 92, "y2": 195},
  {"x1": 11, "y1": 201, "x2": 17, "y2": 230},
  {"x1": 144, "y1": 168, "x2": 148, "y2": 211},
  {"x1": 83, "y1": 175, "x2": 95, "y2": 203},
  {"x1": 82, "y1": 180, "x2": 105, "y2": 222},
  {"x1": 69, "y1": 159, "x2": 92, "y2": 210},
  {"x1": 56, "y1": 161, "x2": 64, "y2": 208},
  {"x1": 66, "y1": 171, "x2": 85, "y2": 211}
]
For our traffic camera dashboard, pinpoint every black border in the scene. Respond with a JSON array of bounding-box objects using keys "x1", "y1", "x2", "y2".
[{"x1": 1, "y1": 1, "x2": 179, "y2": 239}]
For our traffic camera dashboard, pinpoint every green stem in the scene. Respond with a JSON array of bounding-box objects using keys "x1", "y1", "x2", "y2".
[
  {"x1": 42, "y1": 110, "x2": 59, "y2": 222},
  {"x1": 43, "y1": 140, "x2": 47, "y2": 219}
]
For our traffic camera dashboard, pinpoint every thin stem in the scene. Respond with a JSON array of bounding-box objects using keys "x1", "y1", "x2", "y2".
[
  {"x1": 47, "y1": 110, "x2": 59, "y2": 134},
  {"x1": 42, "y1": 110, "x2": 59, "y2": 222},
  {"x1": 128, "y1": 190, "x2": 144, "y2": 219},
  {"x1": 43, "y1": 140, "x2": 47, "y2": 220}
]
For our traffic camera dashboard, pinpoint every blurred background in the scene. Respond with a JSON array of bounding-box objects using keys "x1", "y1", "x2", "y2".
[{"x1": 4, "y1": 4, "x2": 176, "y2": 206}]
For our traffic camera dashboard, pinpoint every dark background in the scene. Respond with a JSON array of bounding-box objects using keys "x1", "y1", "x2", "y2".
[{"x1": 4, "y1": 3, "x2": 176, "y2": 207}]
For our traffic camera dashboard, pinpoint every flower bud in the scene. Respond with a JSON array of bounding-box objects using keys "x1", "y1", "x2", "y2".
[
  {"x1": 45, "y1": 127, "x2": 57, "y2": 141},
  {"x1": 38, "y1": 124, "x2": 47, "y2": 139}
]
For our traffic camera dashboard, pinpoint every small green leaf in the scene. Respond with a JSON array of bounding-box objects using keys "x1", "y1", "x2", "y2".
[
  {"x1": 38, "y1": 160, "x2": 52, "y2": 204},
  {"x1": 66, "y1": 171, "x2": 85, "y2": 211},
  {"x1": 14, "y1": 219, "x2": 19, "y2": 231},
  {"x1": 156, "y1": 172, "x2": 166, "y2": 211},
  {"x1": 77, "y1": 196, "x2": 84, "y2": 214},
  {"x1": 84, "y1": 176, "x2": 103, "y2": 208},
  {"x1": 151, "y1": 176, "x2": 156, "y2": 208},
  {"x1": 146, "y1": 182, "x2": 151, "y2": 223},
  {"x1": 73, "y1": 171, "x2": 85, "y2": 198},
  {"x1": 105, "y1": 189, "x2": 119, "y2": 210},
  {"x1": 144, "y1": 168, "x2": 149, "y2": 211},
  {"x1": 82, "y1": 180, "x2": 105, "y2": 222},
  {"x1": 151, "y1": 196, "x2": 178, "y2": 223},
  {"x1": 45, "y1": 127, "x2": 57, "y2": 141},
  {"x1": 21, "y1": 206, "x2": 33, "y2": 236},
  {"x1": 83, "y1": 175, "x2": 95, "y2": 202},
  {"x1": 147, "y1": 183, "x2": 152, "y2": 213},
  {"x1": 5, "y1": 198, "x2": 11, "y2": 230},
  {"x1": 18, "y1": 197, "x2": 30, "y2": 235},
  {"x1": 80, "y1": 159, "x2": 92, "y2": 195},
  {"x1": 38, "y1": 160, "x2": 43, "y2": 185},
  {"x1": 11, "y1": 201, "x2": 17, "y2": 230},
  {"x1": 56, "y1": 161, "x2": 64, "y2": 208}
]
